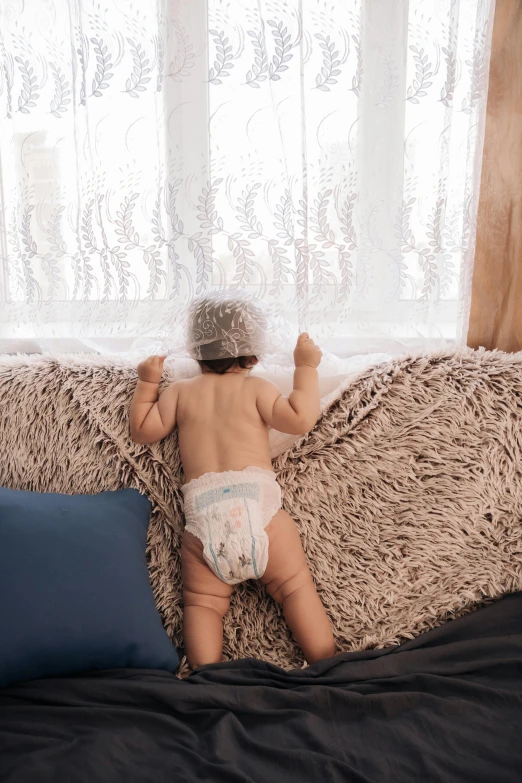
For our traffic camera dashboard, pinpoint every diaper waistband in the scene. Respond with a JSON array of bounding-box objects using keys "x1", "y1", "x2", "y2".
[{"x1": 182, "y1": 466, "x2": 276, "y2": 496}]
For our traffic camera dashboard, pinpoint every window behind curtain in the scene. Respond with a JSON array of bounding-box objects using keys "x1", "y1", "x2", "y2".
[{"x1": 0, "y1": 0, "x2": 494, "y2": 347}]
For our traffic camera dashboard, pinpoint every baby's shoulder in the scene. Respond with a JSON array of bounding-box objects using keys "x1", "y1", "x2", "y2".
[
  {"x1": 163, "y1": 377, "x2": 193, "y2": 395},
  {"x1": 247, "y1": 375, "x2": 281, "y2": 399}
]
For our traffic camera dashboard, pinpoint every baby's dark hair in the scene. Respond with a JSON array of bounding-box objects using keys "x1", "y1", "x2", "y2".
[
  {"x1": 189, "y1": 293, "x2": 266, "y2": 373},
  {"x1": 198, "y1": 356, "x2": 257, "y2": 374}
]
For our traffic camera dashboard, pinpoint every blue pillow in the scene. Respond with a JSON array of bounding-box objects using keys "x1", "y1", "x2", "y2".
[{"x1": 0, "y1": 487, "x2": 178, "y2": 687}]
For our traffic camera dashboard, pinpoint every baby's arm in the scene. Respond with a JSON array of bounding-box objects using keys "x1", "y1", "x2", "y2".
[
  {"x1": 256, "y1": 333, "x2": 322, "y2": 435},
  {"x1": 130, "y1": 355, "x2": 179, "y2": 444}
]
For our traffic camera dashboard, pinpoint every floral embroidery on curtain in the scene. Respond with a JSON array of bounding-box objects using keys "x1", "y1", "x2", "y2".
[{"x1": 0, "y1": 0, "x2": 494, "y2": 345}]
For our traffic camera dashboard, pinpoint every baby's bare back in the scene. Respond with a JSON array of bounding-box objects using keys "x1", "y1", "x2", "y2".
[
  {"x1": 176, "y1": 373, "x2": 272, "y2": 482},
  {"x1": 130, "y1": 333, "x2": 323, "y2": 483}
]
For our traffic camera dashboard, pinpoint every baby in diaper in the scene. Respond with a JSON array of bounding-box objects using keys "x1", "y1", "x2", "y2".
[{"x1": 130, "y1": 292, "x2": 335, "y2": 669}]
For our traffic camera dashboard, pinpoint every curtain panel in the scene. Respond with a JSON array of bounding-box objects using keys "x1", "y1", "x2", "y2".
[
  {"x1": 0, "y1": 0, "x2": 495, "y2": 347},
  {"x1": 468, "y1": 0, "x2": 522, "y2": 353}
]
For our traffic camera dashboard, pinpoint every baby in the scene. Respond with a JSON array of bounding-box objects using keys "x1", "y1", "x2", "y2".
[{"x1": 130, "y1": 294, "x2": 335, "y2": 669}]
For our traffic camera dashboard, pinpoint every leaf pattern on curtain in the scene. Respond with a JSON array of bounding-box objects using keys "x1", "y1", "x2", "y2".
[{"x1": 0, "y1": 0, "x2": 494, "y2": 342}]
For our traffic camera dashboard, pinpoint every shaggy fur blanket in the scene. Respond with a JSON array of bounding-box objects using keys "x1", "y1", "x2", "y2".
[{"x1": 0, "y1": 349, "x2": 521, "y2": 669}]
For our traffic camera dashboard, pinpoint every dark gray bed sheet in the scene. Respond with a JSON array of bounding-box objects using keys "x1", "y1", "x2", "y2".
[{"x1": 1, "y1": 593, "x2": 521, "y2": 783}]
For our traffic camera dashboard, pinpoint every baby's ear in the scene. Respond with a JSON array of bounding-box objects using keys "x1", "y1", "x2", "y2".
[{"x1": 251, "y1": 357, "x2": 259, "y2": 366}]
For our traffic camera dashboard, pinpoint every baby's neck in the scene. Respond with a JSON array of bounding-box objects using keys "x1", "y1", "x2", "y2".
[{"x1": 201, "y1": 368, "x2": 250, "y2": 376}]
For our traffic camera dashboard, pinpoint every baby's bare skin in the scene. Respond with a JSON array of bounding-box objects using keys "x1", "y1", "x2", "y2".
[
  {"x1": 131, "y1": 335, "x2": 322, "y2": 482},
  {"x1": 130, "y1": 334, "x2": 336, "y2": 668},
  {"x1": 158, "y1": 372, "x2": 277, "y2": 482}
]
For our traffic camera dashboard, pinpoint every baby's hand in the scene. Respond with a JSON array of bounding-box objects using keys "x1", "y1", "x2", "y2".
[
  {"x1": 137, "y1": 355, "x2": 166, "y2": 384},
  {"x1": 293, "y1": 333, "x2": 322, "y2": 369}
]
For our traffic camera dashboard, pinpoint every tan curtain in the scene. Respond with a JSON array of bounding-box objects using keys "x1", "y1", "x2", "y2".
[{"x1": 468, "y1": 0, "x2": 522, "y2": 352}]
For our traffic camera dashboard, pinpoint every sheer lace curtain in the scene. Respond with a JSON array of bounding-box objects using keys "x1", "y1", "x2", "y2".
[{"x1": 0, "y1": 0, "x2": 494, "y2": 353}]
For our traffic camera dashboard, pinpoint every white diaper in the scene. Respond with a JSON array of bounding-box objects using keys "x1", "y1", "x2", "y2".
[{"x1": 182, "y1": 467, "x2": 281, "y2": 585}]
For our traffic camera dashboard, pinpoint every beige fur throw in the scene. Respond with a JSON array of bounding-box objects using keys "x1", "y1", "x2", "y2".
[{"x1": 0, "y1": 349, "x2": 521, "y2": 669}]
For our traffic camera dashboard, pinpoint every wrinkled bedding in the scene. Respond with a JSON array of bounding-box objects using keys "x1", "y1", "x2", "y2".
[{"x1": 1, "y1": 592, "x2": 521, "y2": 783}]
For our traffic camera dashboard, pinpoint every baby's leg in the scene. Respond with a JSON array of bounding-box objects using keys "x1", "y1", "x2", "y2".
[
  {"x1": 262, "y1": 510, "x2": 335, "y2": 664},
  {"x1": 181, "y1": 531, "x2": 233, "y2": 669}
]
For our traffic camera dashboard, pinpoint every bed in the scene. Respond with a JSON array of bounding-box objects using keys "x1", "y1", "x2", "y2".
[
  {"x1": 1, "y1": 593, "x2": 521, "y2": 782},
  {"x1": 0, "y1": 349, "x2": 521, "y2": 781}
]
